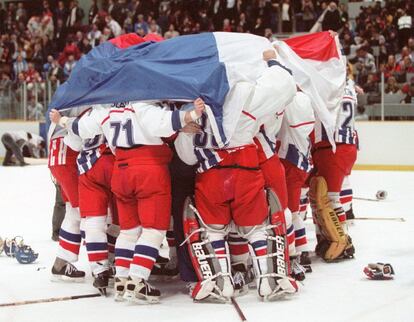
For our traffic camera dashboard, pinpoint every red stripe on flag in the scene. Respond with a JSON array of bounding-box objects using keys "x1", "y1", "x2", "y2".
[
  {"x1": 109, "y1": 33, "x2": 145, "y2": 49},
  {"x1": 283, "y1": 31, "x2": 339, "y2": 61}
]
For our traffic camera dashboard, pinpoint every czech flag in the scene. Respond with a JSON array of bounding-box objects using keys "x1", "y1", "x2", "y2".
[{"x1": 49, "y1": 32, "x2": 345, "y2": 147}]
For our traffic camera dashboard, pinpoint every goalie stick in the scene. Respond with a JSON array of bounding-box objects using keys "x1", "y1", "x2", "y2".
[
  {"x1": 0, "y1": 293, "x2": 101, "y2": 307},
  {"x1": 231, "y1": 297, "x2": 248, "y2": 322}
]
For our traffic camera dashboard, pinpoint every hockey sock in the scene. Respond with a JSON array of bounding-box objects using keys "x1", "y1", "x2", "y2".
[
  {"x1": 115, "y1": 227, "x2": 141, "y2": 278},
  {"x1": 129, "y1": 228, "x2": 165, "y2": 281},
  {"x1": 107, "y1": 224, "x2": 120, "y2": 265},
  {"x1": 340, "y1": 176, "x2": 353, "y2": 213},
  {"x1": 292, "y1": 211, "x2": 308, "y2": 254},
  {"x1": 208, "y1": 228, "x2": 229, "y2": 275},
  {"x1": 57, "y1": 203, "x2": 82, "y2": 263},
  {"x1": 328, "y1": 192, "x2": 347, "y2": 224},
  {"x1": 227, "y1": 231, "x2": 249, "y2": 268},
  {"x1": 84, "y1": 216, "x2": 109, "y2": 275},
  {"x1": 299, "y1": 187, "x2": 310, "y2": 221},
  {"x1": 285, "y1": 209, "x2": 296, "y2": 257}
]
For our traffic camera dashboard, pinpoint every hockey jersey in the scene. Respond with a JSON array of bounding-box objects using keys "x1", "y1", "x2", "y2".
[
  {"x1": 254, "y1": 111, "x2": 284, "y2": 161},
  {"x1": 175, "y1": 60, "x2": 296, "y2": 172},
  {"x1": 277, "y1": 91, "x2": 315, "y2": 172},
  {"x1": 314, "y1": 79, "x2": 358, "y2": 146},
  {"x1": 68, "y1": 101, "x2": 184, "y2": 151}
]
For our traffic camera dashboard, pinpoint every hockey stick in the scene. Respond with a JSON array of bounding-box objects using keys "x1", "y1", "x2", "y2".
[
  {"x1": 353, "y1": 217, "x2": 405, "y2": 222},
  {"x1": 0, "y1": 293, "x2": 101, "y2": 307},
  {"x1": 354, "y1": 197, "x2": 381, "y2": 202},
  {"x1": 231, "y1": 297, "x2": 248, "y2": 322}
]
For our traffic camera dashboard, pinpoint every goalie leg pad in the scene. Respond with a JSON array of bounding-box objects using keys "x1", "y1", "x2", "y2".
[
  {"x1": 239, "y1": 190, "x2": 298, "y2": 301},
  {"x1": 182, "y1": 197, "x2": 232, "y2": 303},
  {"x1": 309, "y1": 177, "x2": 353, "y2": 262}
]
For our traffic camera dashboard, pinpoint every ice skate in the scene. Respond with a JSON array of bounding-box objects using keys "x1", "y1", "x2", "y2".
[
  {"x1": 93, "y1": 269, "x2": 110, "y2": 296},
  {"x1": 51, "y1": 258, "x2": 85, "y2": 282},
  {"x1": 123, "y1": 277, "x2": 160, "y2": 304},
  {"x1": 114, "y1": 277, "x2": 127, "y2": 302}
]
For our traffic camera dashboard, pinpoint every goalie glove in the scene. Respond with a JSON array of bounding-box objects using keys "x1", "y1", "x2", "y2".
[{"x1": 363, "y1": 263, "x2": 395, "y2": 280}]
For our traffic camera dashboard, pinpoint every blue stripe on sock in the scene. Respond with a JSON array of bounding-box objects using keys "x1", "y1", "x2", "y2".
[
  {"x1": 60, "y1": 229, "x2": 82, "y2": 243},
  {"x1": 295, "y1": 228, "x2": 306, "y2": 238},
  {"x1": 115, "y1": 248, "x2": 134, "y2": 259},
  {"x1": 134, "y1": 245, "x2": 159, "y2": 259},
  {"x1": 86, "y1": 242, "x2": 107, "y2": 252},
  {"x1": 211, "y1": 240, "x2": 225, "y2": 249}
]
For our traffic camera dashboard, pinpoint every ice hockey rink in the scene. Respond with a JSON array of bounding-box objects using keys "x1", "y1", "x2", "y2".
[{"x1": 0, "y1": 165, "x2": 413, "y2": 322}]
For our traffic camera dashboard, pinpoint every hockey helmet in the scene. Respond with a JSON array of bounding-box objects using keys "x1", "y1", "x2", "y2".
[
  {"x1": 3, "y1": 236, "x2": 24, "y2": 257},
  {"x1": 15, "y1": 245, "x2": 39, "y2": 264}
]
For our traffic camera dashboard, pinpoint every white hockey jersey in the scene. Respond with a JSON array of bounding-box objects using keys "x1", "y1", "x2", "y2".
[
  {"x1": 69, "y1": 101, "x2": 184, "y2": 150},
  {"x1": 254, "y1": 111, "x2": 284, "y2": 160},
  {"x1": 175, "y1": 61, "x2": 296, "y2": 172},
  {"x1": 277, "y1": 91, "x2": 315, "y2": 172},
  {"x1": 314, "y1": 79, "x2": 358, "y2": 145}
]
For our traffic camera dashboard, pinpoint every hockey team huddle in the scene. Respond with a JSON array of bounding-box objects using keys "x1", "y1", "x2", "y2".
[{"x1": 47, "y1": 45, "x2": 358, "y2": 304}]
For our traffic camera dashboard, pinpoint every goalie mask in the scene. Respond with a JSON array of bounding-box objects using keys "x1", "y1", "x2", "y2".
[{"x1": 4, "y1": 236, "x2": 24, "y2": 257}]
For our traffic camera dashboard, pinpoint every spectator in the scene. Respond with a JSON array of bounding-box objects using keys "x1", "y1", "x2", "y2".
[
  {"x1": 27, "y1": 97, "x2": 45, "y2": 121},
  {"x1": 13, "y1": 55, "x2": 28, "y2": 78},
  {"x1": 58, "y1": 40, "x2": 81, "y2": 66},
  {"x1": 48, "y1": 59, "x2": 64, "y2": 84},
  {"x1": 88, "y1": 23, "x2": 102, "y2": 47},
  {"x1": 0, "y1": 3, "x2": 6, "y2": 34},
  {"x1": 302, "y1": 0, "x2": 316, "y2": 31},
  {"x1": 397, "y1": 9, "x2": 412, "y2": 48},
  {"x1": 27, "y1": 15, "x2": 41, "y2": 38},
  {"x1": 385, "y1": 76, "x2": 401, "y2": 94},
  {"x1": 79, "y1": 37, "x2": 92, "y2": 55},
  {"x1": 134, "y1": 14, "x2": 148, "y2": 34},
  {"x1": 89, "y1": 0, "x2": 99, "y2": 25},
  {"x1": 43, "y1": 54, "x2": 54, "y2": 76},
  {"x1": 281, "y1": 0, "x2": 293, "y2": 33},
  {"x1": 383, "y1": 54, "x2": 397, "y2": 79},
  {"x1": 0, "y1": 72, "x2": 12, "y2": 96},
  {"x1": 362, "y1": 73, "x2": 379, "y2": 93},
  {"x1": 66, "y1": 0, "x2": 84, "y2": 32},
  {"x1": 164, "y1": 24, "x2": 179, "y2": 39},
  {"x1": 64, "y1": 54, "x2": 77, "y2": 79},
  {"x1": 31, "y1": 43, "x2": 44, "y2": 73},
  {"x1": 253, "y1": 17, "x2": 265, "y2": 36},
  {"x1": 54, "y1": 19, "x2": 67, "y2": 53},
  {"x1": 54, "y1": 1, "x2": 68, "y2": 26},
  {"x1": 16, "y1": 2, "x2": 27, "y2": 24},
  {"x1": 222, "y1": 18, "x2": 232, "y2": 32},
  {"x1": 40, "y1": 15, "x2": 54, "y2": 40},
  {"x1": 322, "y1": 2, "x2": 342, "y2": 32},
  {"x1": 106, "y1": 15, "x2": 122, "y2": 37},
  {"x1": 401, "y1": 82, "x2": 414, "y2": 104}
]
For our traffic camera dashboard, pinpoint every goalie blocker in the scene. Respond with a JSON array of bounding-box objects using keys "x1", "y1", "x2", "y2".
[{"x1": 309, "y1": 176, "x2": 355, "y2": 261}]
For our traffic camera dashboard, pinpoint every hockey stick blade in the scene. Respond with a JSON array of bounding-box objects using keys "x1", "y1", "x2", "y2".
[
  {"x1": 0, "y1": 293, "x2": 101, "y2": 307},
  {"x1": 231, "y1": 297, "x2": 248, "y2": 322},
  {"x1": 353, "y1": 217, "x2": 405, "y2": 222}
]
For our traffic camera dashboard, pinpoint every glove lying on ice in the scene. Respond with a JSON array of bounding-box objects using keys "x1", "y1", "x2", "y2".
[{"x1": 363, "y1": 263, "x2": 395, "y2": 280}]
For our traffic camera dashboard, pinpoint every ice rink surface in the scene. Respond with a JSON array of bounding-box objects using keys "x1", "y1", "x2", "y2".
[{"x1": 0, "y1": 165, "x2": 413, "y2": 322}]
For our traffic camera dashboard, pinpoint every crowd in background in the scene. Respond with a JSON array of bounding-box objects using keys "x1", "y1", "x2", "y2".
[{"x1": 0, "y1": 0, "x2": 413, "y2": 120}]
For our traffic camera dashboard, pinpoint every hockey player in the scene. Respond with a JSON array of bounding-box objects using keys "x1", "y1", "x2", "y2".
[
  {"x1": 50, "y1": 108, "x2": 120, "y2": 294},
  {"x1": 1, "y1": 131, "x2": 45, "y2": 166},
  {"x1": 48, "y1": 117, "x2": 86, "y2": 281},
  {"x1": 176, "y1": 49, "x2": 298, "y2": 302},
  {"x1": 277, "y1": 90, "x2": 315, "y2": 277},
  {"x1": 310, "y1": 77, "x2": 358, "y2": 262},
  {"x1": 51, "y1": 99, "x2": 204, "y2": 303}
]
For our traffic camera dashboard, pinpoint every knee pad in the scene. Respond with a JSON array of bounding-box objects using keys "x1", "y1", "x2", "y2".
[{"x1": 182, "y1": 197, "x2": 231, "y2": 302}]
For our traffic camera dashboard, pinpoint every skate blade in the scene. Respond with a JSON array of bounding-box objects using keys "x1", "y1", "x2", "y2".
[
  {"x1": 50, "y1": 274, "x2": 85, "y2": 283},
  {"x1": 114, "y1": 293, "x2": 126, "y2": 302},
  {"x1": 233, "y1": 286, "x2": 249, "y2": 298},
  {"x1": 123, "y1": 291, "x2": 160, "y2": 304}
]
